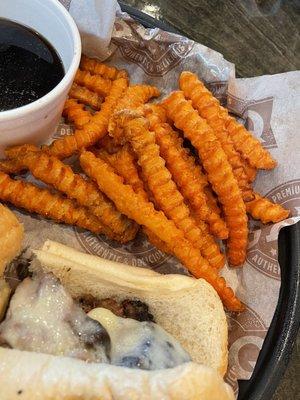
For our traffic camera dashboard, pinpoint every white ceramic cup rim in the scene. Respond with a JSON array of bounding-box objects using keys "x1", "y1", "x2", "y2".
[{"x1": 0, "y1": 0, "x2": 81, "y2": 122}]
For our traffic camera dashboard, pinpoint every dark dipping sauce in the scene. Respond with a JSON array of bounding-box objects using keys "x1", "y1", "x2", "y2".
[{"x1": 0, "y1": 18, "x2": 64, "y2": 111}]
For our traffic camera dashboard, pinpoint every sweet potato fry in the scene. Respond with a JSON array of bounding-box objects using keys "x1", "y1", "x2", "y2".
[
  {"x1": 0, "y1": 172, "x2": 104, "y2": 234},
  {"x1": 143, "y1": 227, "x2": 173, "y2": 255},
  {"x1": 5, "y1": 144, "x2": 39, "y2": 160},
  {"x1": 104, "y1": 145, "x2": 156, "y2": 211},
  {"x1": 46, "y1": 76, "x2": 128, "y2": 159},
  {"x1": 163, "y1": 91, "x2": 248, "y2": 266},
  {"x1": 0, "y1": 144, "x2": 39, "y2": 175},
  {"x1": 243, "y1": 162, "x2": 257, "y2": 183},
  {"x1": 97, "y1": 135, "x2": 122, "y2": 154},
  {"x1": 74, "y1": 69, "x2": 112, "y2": 97},
  {"x1": 80, "y1": 55, "x2": 128, "y2": 80},
  {"x1": 80, "y1": 150, "x2": 244, "y2": 312},
  {"x1": 245, "y1": 192, "x2": 290, "y2": 223},
  {"x1": 96, "y1": 145, "x2": 171, "y2": 254},
  {"x1": 17, "y1": 150, "x2": 138, "y2": 243},
  {"x1": 144, "y1": 104, "x2": 225, "y2": 215},
  {"x1": 108, "y1": 85, "x2": 160, "y2": 144},
  {"x1": 147, "y1": 112, "x2": 228, "y2": 239},
  {"x1": 63, "y1": 99, "x2": 92, "y2": 128},
  {"x1": 204, "y1": 186, "x2": 222, "y2": 216},
  {"x1": 97, "y1": 145, "x2": 148, "y2": 202},
  {"x1": 143, "y1": 103, "x2": 168, "y2": 125},
  {"x1": 0, "y1": 159, "x2": 25, "y2": 175},
  {"x1": 179, "y1": 71, "x2": 276, "y2": 170},
  {"x1": 114, "y1": 114, "x2": 225, "y2": 270},
  {"x1": 117, "y1": 85, "x2": 160, "y2": 110},
  {"x1": 69, "y1": 83, "x2": 103, "y2": 110},
  {"x1": 4, "y1": 78, "x2": 128, "y2": 168},
  {"x1": 180, "y1": 72, "x2": 255, "y2": 200}
]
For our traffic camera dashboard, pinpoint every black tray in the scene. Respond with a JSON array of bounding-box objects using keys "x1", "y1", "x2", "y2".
[{"x1": 120, "y1": 3, "x2": 300, "y2": 399}]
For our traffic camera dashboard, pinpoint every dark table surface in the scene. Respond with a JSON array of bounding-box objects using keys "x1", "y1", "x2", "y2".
[{"x1": 122, "y1": 0, "x2": 299, "y2": 398}]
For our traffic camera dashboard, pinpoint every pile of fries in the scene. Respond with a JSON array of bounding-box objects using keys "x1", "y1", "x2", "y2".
[{"x1": 0, "y1": 55, "x2": 290, "y2": 312}]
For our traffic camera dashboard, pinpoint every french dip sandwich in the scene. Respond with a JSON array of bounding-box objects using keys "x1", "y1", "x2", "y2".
[{"x1": 0, "y1": 206, "x2": 234, "y2": 400}]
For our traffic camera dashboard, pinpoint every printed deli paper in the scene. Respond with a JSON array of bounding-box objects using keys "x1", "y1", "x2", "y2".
[{"x1": 5, "y1": 0, "x2": 300, "y2": 396}]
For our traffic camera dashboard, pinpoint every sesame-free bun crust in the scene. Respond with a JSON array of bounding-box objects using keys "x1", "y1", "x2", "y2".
[
  {"x1": 0, "y1": 240, "x2": 233, "y2": 399},
  {"x1": 0, "y1": 348, "x2": 234, "y2": 400}
]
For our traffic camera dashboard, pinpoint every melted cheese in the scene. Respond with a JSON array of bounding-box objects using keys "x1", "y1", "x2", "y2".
[
  {"x1": 0, "y1": 274, "x2": 109, "y2": 363},
  {"x1": 0, "y1": 275, "x2": 190, "y2": 371},
  {"x1": 88, "y1": 308, "x2": 191, "y2": 370}
]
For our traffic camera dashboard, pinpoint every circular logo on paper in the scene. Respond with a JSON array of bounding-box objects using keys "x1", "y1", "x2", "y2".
[
  {"x1": 227, "y1": 307, "x2": 267, "y2": 381},
  {"x1": 246, "y1": 180, "x2": 300, "y2": 280},
  {"x1": 75, "y1": 228, "x2": 171, "y2": 269},
  {"x1": 227, "y1": 94, "x2": 277, "y2": 150},
  {"x1": 112, "y1": 22, "x2": 194, "y2": 76}
]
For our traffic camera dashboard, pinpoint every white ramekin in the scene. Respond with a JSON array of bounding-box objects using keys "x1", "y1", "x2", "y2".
[{"x1": 0, "y1": 0, "x2": 81, "y2": 158}]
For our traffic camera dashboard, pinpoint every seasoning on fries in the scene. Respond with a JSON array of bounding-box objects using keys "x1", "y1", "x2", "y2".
[
  {"x1": 80, "y1": 54, "x2": 127, "y2": 80},
  {"x1": 80, "y1": 150, "x2": 244, "y2": 312},
  {"x1": 10, "y1": 149, "x2": 138, "y2": 243},
  {"x1": 162, "y1": 91, "x2": 248, "y2": 266},
  {"x1": 111, "y1": 112, "x2": 225, "y2": 270},
  {"x1": 179, "y1": 71, "x2": 277, "y2": 170},
  {"x1": 63, "y1": 99, "x2": 92, "y2": 128},
  {"x1": 74, "y1": 69, "x2": 112, "y2": 96},
  {"x1": 146, "y1": 106, "x2": 228, "y2": 239},
  {"x1": 0, "y1": 55, "x2": 290, "y2": 312},
  {"x1": 46, "y1": 76, "x2": 128, "y2": 159},
  {"x1": 69, "y1": 83, "x2": 103, "y2": 110},
  {"x1": 0, "y1": 172, "x2": 104, "y2": 234}
]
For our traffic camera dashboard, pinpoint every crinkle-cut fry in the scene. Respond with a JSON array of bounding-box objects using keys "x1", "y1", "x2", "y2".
[
  {"x1": 245, "y1": 192, "x2": 290, "y2": 223},
  {"x1": 137, "y1": 166, "x2": 157, "y2": 206},
  {"x1": 243, "y1": 161, "x2": 257, "y2": 183},
  {"x1": 97, "y1": 145, "x2": 148, "y2": 202},
  {"x1": 74, "y1": 69, "x2": 112, "y2": 97},
  {"x1": 5, "y1": 144, "x2": 39, "y2": 160},
  {"x1": 69, "y1": 83, "x2": 103, "y2": 110},
  {"x1": 226, "y1": 117, "x2": 276, "y2": 169},
  {"x1": 16, "y1": 150, "x2": 138, "y2": 243},
  {"x1": 87, "y1": 77, "x2": 129, "y2": 126},
  {"x1": 204, "y1": 186, "x2": 222, "y2": 216},
  {"x1": 116, "y1": 115, "x2": 225, "y2": 270},
  {"x1": 163, "y1": 91, "x2": 248, "y2": 266},
  {"x1": 46, "y1": 77, "x2": 128, "y2": 159},
  {"x1": 63, "y1": 99, "x2": 92, "y2": 128},
  {"x1": 0, "y1": 144, "x2": 39, "y2": 175},
  {"x1": 108, "y1": 85, "x2": 160, "y2": 144},
  {"x1": 115, "y1": 85, "x2": 160, "y2": 112},
  {"x1": 96, "y1": 145, "x2": 171, "y2": 254},
  {"x1": 97, "y1": 135, "x2": 122, "y2": 154},
  {"x1": 80, "y1": 55, "x2": 128, "y2": 80},
  {"x1": 147, "y1": 113, "x2": 228, "y2": 239},
  {"x1": 143, "y1": 227, "x2": 173, "y2": 255},
  {"x1": 180, "y1": 72, "x2": 254, "y2": 199},
  {"x1": 179, "y1": 71, "x2": 276, "y2": 170},
  {"x1": 0, "y1": 171, "x2": 104, "y2": 234},
  {"x1": 0, "y1": 159, "x2": 25, "y2": 175},
  {"x1": 80, "y1": 151, "x2": 244, "y2": 312},
  {"x1": 143, "y1": 103, "x2": 167, "y2": 125}
]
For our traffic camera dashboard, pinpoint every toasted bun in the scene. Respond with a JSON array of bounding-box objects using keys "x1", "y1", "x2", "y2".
[
  {"x1": 32, "y1": 240, "x2": 228, "y2": 376},
  {"x1": 0, "y1": 348, "x2": 234, "y2": 400},
  {"x1": 0, "y1": 204, "x2": 23, "y2": 276}
]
